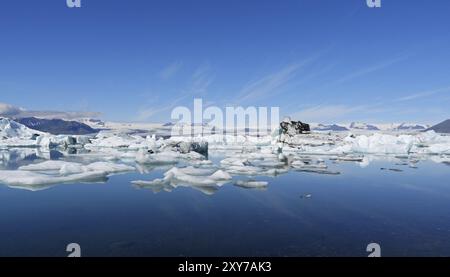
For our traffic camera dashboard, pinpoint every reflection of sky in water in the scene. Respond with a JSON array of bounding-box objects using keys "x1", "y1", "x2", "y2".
[{"x1": 0, "y1": 151, "x2": 450, "y2": 257}]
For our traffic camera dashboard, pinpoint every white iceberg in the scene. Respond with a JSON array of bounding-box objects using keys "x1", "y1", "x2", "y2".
[
  {"x1": 18, "y1": 160, "x2": 134, "y2": 175},
  {"x1": 0, "y1": 170, "x2": 107, "y2": 189},
  {"x1": 0, "y1": 160, "x2": 136, "y2": 190},
  {"x1": 132, "y1": 166, "x2": 232, "y2": 194}
]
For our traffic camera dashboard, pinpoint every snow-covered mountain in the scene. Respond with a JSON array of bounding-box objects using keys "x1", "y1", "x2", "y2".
[
  {"x1": 312, "y1": 124, "x2": 349, "y2": 131},
  {"x1": 310, "y1": 122, "x2": 429, "y2": 132},
  {"x1": 16, "y1": 117, "x2": 97, "y2": 135},
  {"x1": 78, "y1": 118, "x2": 106, "y2": 128},
  {"x1": 395, "y1": 123, "x2": 428, "y2": 131},
  {"x1": 348, "y1": 122, "x2": 380, "y2": 131},
  {"x1": 427, "y1": 119, "x2": 450, "y2": 134}
]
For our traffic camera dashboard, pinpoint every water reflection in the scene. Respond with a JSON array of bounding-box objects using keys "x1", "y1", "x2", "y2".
[{"x1": 0, "y1": 147, "x2": 449, "y2": 194}]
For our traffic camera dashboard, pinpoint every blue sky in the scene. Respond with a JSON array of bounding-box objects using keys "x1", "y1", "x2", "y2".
[{"x1": 1, "y1": 0, "x2": 450, "y2": 124}]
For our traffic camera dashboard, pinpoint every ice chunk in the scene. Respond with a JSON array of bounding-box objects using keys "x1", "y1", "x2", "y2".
[
  {"x1": 329, "y1": 155, "x2": 364, "y2": 162},
  {"x1": 132, "y1": 166, "x2": 232, "y2": 194},
  {"x1": 18, "y1": 160, "x2": 134, "y2": 175},
  {"x1": 1, "y1": 160, "x2": 135, "y2": 190},
  {"x1": 164, "y1": 167, "x2": 232, "y2": 185},
  {"x1": 0, "y1": 170, "x2": 108, "y2": 188},
  {"x1": 0, "y1": 118, "x2": 44, "y2": 140},
  {"x1": 210, "y1": 170, "x2": 232, "y2": 181}
]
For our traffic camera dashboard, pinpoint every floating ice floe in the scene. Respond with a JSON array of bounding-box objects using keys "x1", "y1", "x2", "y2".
[
  {"x1": 0, "y1": 170, "x2": 108, "y2": 190},
  {"x1": 277, "y1": 130, "x2": 450, "y2": 155},
  {"x1": 219, "y1": 155, "x2": 289, "y2": 176},
  {"x1": 18, "y1": 160, "x2": 135, "y2": 175},
  {"x1": 158, "y1": 166, "x2": 231, "y2": 186},
  {"x1": 135, "y1": 149, "x2": 206, "y2": 165},
  {"x1": 0, "y1": 160, "x2": 135, "y2": 190},
  {"x1": 132, "y1": 166, "x2": 233, "y2": 195},
  {"x1": 329, "y1": 155, "x2": 364, "y2": 162},
  {"x1": 332, "y1": 131, "x2": 450, "y2": 155}
]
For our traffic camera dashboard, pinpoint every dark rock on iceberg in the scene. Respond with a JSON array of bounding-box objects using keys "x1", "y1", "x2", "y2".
[
  {"x1": 280, "y1": 119, "x2": 310, "y2": 136},
  {"x1": 189, "y1": 142, "x2": 209, "y2": 157},
  {"x1": 163, "y1": 141, "x2": 209, "y2": 157}
]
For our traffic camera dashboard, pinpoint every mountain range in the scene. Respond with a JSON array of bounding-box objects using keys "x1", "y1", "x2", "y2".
[
  {"x1": 427, "y1": 119, "x2": 450, "y2": 133},
  {"x1": 15, "y1": 117, "x2": 97, "y2": 135}
]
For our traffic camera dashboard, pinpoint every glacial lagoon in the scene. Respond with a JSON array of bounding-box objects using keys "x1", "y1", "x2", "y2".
[{"x1": 1, "y1": 148, "x2": 450, "y2": 257}]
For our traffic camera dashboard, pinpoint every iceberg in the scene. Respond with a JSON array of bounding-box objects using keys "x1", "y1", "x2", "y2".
[
  {"x1": 18, "y1": 160, "x2": 134, "y2": 175},
  {"x1": 133, "y1": 166, "x2": 231, "y2": 186},
  {"x1": 0, "y1": 117, "x2": 44, "y2": 140},
  {"x1": 132, "y1": 166, "x2": 232, "y2": 195},
  {"x1": 0, "y1": 170, "x2": 108, "y2": 189},
  {"x1": 0, "y1": 160, "x2": 135, "y2": 190}
]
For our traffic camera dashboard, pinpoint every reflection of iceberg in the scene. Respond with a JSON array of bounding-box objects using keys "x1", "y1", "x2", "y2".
[
  {"x1": 234, "y1": 180, "x2": 268, "y2": 189},
  {"x1": 133, "y1": 180, "x2": 219, "y2": 195},
  {"x1": 293, "y1": 168, "x2": 340, "y2": 175}
]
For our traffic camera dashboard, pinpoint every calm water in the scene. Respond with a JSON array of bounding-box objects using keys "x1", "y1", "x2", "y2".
[{"x1": 1, "y1": 154, "x2": 450, "y2": 257}]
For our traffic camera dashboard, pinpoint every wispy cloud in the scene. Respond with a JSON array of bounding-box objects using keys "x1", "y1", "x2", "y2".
[
  {"x1": 135, "y1": 94, "x2": 189, "y2": 122},
  {"x1": 235, "y1": 53, "x2": 327, "y2": 104},
  {"x1": 237, "y1": 63, "x2": 303, "y2": 103},
  {"x1": 136, "y1": 105, "x2": 172, "y2": 121},
  {"x1": 0, "y1": 102, "x2": 100, "y2": 120},
  {"x1": 159, "y1": 61, "x2": 183, "y2": 80},
  {"x1": 335, "y1": 55, "x2": 407, "y2": 84},
  {"x1": 137, "y1": 63, "x2": 215, "y2": 121},
  {"x1": 395, "y1": 86, "x2": 450, "y2": 102},
  {"x1": 0, "y1": 102, "x2": 25, "y2": 117},
  {"x1": 188, "y1": 63, "x2": 214, "y2": 96}
]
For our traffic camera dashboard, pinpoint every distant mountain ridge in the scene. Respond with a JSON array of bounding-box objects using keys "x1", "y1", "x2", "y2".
[
  {"x1": 349, "y1": 122, "x2": 380, "y2": 131},
  {"x1": 313, "y1": 124, "x2": 349, "y2": 131},
  {"x1": 395, "y1": 123, "x2": 427, "y2": 131},
  {"x1": 15, "y1": 117, "x2": 97, "y2": 135},
  {"x1": 427, "y1": 119, "x2": 450, "y2": 134},
  {"x1": 308, "y1": 122, "x2": 430, "y2": 132}
]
